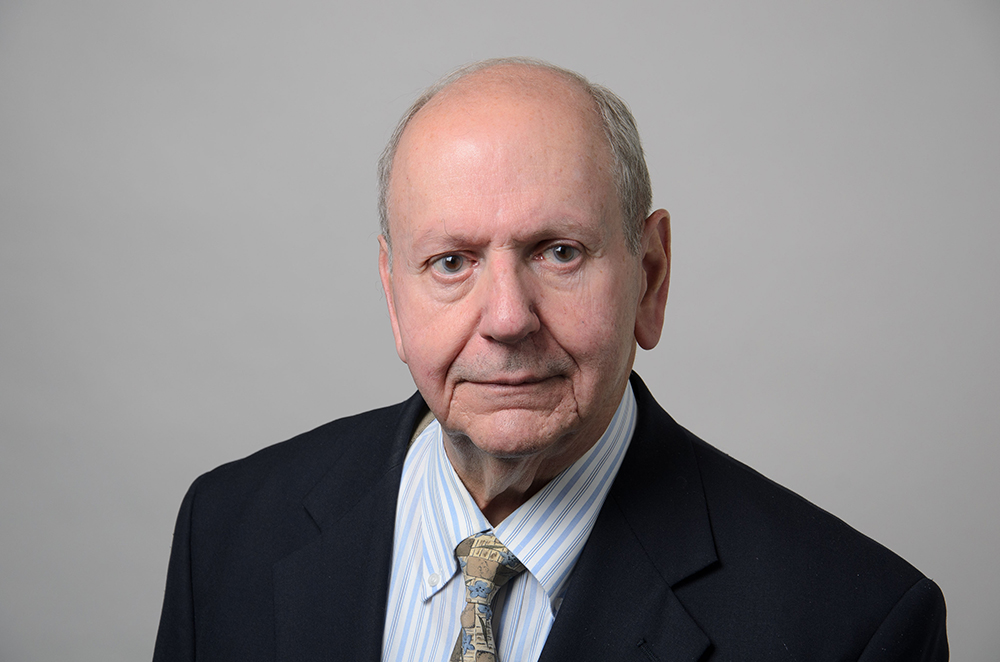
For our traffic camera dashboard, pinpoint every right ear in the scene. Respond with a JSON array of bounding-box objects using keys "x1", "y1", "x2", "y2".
[
  {"x1": 634, "y1": 209, "x2": 671, "y2": 350},
  {"x1": 378, "y1": 235, "x2": 407, "y2": 363}
]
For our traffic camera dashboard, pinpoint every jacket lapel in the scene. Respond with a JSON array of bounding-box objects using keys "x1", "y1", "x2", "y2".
[
  {"x1": 539, "y1": 374, "x2": 718, "y2": 662},
  {"x1": 273, "y1": 393, "x2": 428, "y2": 662}
]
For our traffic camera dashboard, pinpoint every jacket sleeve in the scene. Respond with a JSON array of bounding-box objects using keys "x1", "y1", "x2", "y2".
[
  {"x1": 152, "y1": 481, "x2": 198, "y2": 662},
  {"x1": 858, "y1": 578, "x2": 949, "y2": 661}
]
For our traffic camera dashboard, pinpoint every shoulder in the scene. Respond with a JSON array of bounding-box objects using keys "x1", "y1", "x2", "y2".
[
  {"x1": 630, "y1": 372, "x2": 924, "y2": 590},
  {"x1": 627, "y1": 373, "x2": 946, "y2": 657},
  {"x1": 182, "y1": 392, "x2": 424, "y2": 533},
  {"x1": 681, "y1": 430, "x2": 945, "y2": 657},
  {"x1": 689, "y1": 432, "x2": 924, "y2": 585}
]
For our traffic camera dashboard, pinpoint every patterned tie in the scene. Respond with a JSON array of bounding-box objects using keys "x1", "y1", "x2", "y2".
[{"x1": 450, "y1": 532, "x2": 526, "y2": 662}]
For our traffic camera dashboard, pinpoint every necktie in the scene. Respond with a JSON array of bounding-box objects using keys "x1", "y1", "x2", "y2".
[{"x1": 450, "y1": 532, "x2": 526, "y2": 662}]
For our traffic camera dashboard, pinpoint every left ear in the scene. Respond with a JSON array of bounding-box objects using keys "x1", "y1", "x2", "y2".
[
  {"x1": 378, "y1": 235, "x2": 408, "y2": 364},
  {"x1": 634, "y1": 209, "x2": 671, "y2": 350}
]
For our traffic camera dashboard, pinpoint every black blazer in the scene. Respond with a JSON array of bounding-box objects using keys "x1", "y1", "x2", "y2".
[{"x1": 153, "y1": 374, "x2": 947, "y2": 661}]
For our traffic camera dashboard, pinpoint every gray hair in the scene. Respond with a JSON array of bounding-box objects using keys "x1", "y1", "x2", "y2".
[{"x1": 377, "y1": 57, "x2": 652, "y2": 255}]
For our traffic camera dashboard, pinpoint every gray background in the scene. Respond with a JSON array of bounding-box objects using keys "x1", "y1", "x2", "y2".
[{"x1": 1, "y1": 1, "x2": 997, "y2": 660}]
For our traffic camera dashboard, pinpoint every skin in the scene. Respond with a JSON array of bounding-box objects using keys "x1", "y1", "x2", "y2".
[{"x1": 379, "y1": 66, "x2": 671, "y2": 525}]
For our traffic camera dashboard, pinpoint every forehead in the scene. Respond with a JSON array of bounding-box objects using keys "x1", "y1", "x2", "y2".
[{"x1": 387, "y1": 68, "x2": 617, "y2": 242}]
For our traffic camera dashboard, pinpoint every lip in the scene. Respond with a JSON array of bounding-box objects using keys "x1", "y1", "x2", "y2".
[{"x1": 465, "y1": 374, "x2": 555, "y2": 387}]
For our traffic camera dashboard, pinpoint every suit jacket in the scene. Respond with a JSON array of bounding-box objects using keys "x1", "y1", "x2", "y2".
[{"x1": 153, "y1": 373, "x2": 947, "y2": 661}]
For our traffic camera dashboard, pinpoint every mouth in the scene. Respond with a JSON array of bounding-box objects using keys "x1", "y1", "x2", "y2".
[
  {"x1": 459, "y1": 374, "x2": 563, "y2": 394},
  {"x1": 465, "y1": 372, "x2": 555, "y2": 386},
  {"x1": 483, "y1": 375, "x2": 548, "y2": 386}
]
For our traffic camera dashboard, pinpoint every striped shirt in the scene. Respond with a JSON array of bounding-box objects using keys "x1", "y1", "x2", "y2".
[{"x1": 381, "y1": 382, "x2": 637, "y2": 662}]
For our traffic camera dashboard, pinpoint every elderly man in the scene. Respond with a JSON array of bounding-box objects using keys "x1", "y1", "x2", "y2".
[{"x1": 153, "y1": 59, "x2": 947, "y2": 661}]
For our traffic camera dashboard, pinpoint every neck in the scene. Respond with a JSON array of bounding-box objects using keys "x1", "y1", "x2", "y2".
[{"x1": 441, "y1": 429, "x2": 595, "y2": 526}]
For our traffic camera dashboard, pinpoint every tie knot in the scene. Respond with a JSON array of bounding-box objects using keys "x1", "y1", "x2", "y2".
[{"x1": 456, "y1": 532, "x2": 525, "y2": 595}]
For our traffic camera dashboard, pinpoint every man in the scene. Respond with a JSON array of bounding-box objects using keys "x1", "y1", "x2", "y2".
[{"x1": 153, "y1": 58, "x2": 948, "y2": 661}]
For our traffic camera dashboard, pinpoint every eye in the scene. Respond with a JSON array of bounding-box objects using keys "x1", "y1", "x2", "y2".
[
  {"x1": 431, "y1": 254, "x2": 468, "y2": 275},
  {"x1": 545, "y1": 244, "x2": 580, "y2": 264}
]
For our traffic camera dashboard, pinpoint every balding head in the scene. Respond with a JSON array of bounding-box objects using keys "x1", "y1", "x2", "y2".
[
  {"x1": 388, "y1": 66, "x2": 619, "y2": 267},
  {"x1": 378, "y1": 58, "x2": 652, "y2": 256}
]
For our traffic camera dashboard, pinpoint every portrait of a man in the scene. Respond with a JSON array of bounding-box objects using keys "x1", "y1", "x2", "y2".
[
  {"x1": 151, "y1": 59, "x2": 947, "y2": 661},
  {"x1": 5, "y1": 4, "x2": 998, "y2": 661}
]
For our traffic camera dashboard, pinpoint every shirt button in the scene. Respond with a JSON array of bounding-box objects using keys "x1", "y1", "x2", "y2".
[{"x1": 428, "y1": 573, "x2": 441, "y2": 587}]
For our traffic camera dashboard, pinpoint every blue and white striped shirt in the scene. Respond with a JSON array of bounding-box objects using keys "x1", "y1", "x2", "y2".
[{"x1": 381, "y1": 382, "x2": 637, "y2": 662}]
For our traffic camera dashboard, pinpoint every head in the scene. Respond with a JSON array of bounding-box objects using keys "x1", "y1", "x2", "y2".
[{"x1": 378, "y1": 58, "x2": 670, "y2": 469}]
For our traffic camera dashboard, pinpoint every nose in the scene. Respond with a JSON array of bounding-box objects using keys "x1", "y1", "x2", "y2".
[{"x1": 477, "y1": 257, "x2": 540, "y2": 344}]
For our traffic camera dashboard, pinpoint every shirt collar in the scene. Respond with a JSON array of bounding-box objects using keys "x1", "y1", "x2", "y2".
[{"x1": 414, "y1": 382, "x2": 638, "y2": 610}]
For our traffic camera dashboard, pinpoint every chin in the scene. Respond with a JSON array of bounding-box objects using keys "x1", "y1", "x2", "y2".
[{"x1": 450, "y1": 409, "x2": 577, "y2": 460}]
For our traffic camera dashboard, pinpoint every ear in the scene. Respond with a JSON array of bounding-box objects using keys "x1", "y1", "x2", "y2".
[
  {"x1": 634, "y1": 209, "x2": 671, "y2": 350},
  {"x1": 378, "y1": 235, "x2": 408, "y2": 363}
]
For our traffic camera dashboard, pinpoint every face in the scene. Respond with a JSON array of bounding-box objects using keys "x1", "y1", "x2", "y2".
[{"x1": 379, "y1": 71, "x2": 668, "y2": 465}]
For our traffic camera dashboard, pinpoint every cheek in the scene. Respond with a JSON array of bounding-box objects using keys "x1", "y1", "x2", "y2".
[
  {"x1": 394, "y1": 289, "x2": 475, "y2": 385},
  {"x1": 545, "y1": 281, "x2": 636, "y2": 363},
  {"x1": 561, "y1": 264, "x2": 641, "y2": 386}
]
